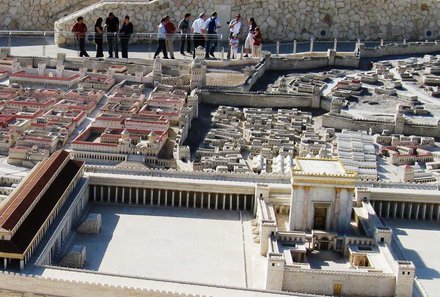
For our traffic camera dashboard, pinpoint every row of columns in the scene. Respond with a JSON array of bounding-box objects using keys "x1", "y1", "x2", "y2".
[
  {"x1": 91, "y1": 185, "x2": 254, "y2": 211},
  {"x1": 372, "y1": 200, "x2": 440, "y2": 221}
]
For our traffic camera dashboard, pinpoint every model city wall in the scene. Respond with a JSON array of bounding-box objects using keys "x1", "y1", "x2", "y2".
[{"x1": 51, "y1": 0, "x2": 440, "y2": 45}]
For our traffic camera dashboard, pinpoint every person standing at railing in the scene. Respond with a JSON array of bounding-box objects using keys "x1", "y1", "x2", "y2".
[
  {"x1": 154, "y1": 18, "x2": 169, "y2": 59},
  {"x1": 164, "y1": 16, "x2": 176, "y2": 59},
  {"x1": 229, "y1": 33, "x2": 239, "y2": 59},
  {"x1": 119, "y1": 16, "x2": 134, "y2": 59},
  {"x1": 252, "y1": 27, "x2": 263, "y2": 58},
  {"x1": 205, "y1": 11, "x2": 221, "y2": 59},
  {"x1": 105, "y1": 12, "x2": 119, "y2": 58},
  {"x1": 178, "y1": 13, "x2": 192, "y2": 56},
  {"x1": 72, "y1": 17, "x2": 89, "y2": 58},
  {"x1": 94, "y1": 17, "x2": 104, "y2": 58},
  {"x1": 244, "y1": 18, "x2": 257, "y2": 58},
  {"x1": 191, "y1": 13, "x2": 207, "y2": 59},
  {"x1": 227, "y1": 14, "x2": 241, "y2": 59}
]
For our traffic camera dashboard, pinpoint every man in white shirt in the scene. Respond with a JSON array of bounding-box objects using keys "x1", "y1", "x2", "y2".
[
  {"x1": 191, "y1": 13, "x2": 206, "y2": 58},
  {"x1": 227, "y1": 14, "x2": 241, "y2": 59}
]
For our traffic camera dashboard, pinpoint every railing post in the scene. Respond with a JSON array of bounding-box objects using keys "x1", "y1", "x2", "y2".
[
  {"x1": 333, "y1": 38, "x2": 337, "y2": 51},
  {"x1": 276, "y1": 41, "x2": 280, "y2": 56},
  {"x1": 310, "y1": 37, "x2": 314, "y2": 52},
  {"x1": 293, "y1": 40, "x2": 297, "y2": 54},
  {"x1": 42, "y1": 31, "x2": 46, "y2": 57},
  {"x1": 8, "y1": 31, "x2": 11, "y2": 48},
  {"x1": 380, "y1": 39, "x2": 384, "y2": 46}
]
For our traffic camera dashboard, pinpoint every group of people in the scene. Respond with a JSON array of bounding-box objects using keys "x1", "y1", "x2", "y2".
[
  {"x1": 154, "y1": 12, "x2": 263, "y2": 60},
  {"x1": 72, "y1": 12, "x2": 133, "y2": 58},
  {"x1": 72, "y1": 11, "x2": 263, "y2": 60}
]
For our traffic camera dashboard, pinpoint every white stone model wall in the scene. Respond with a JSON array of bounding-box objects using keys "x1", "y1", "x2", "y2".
[
  {"x1": 53, "y1": 0, "x2": 440, "y2": 44},
  {"x1": 282, "y1": 269, "x2": 396, "y2": 297},
  {"x1": 0, "y1": 0, "x2": 97, "y2": 30}
]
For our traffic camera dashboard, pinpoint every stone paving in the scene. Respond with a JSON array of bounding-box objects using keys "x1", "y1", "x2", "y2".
[
  {"x1": 62, "y1": 203, "x2": 248, "y2": 287},
  {"x1": 386, "y1": 219, "x2": 440, "y2": 296}
]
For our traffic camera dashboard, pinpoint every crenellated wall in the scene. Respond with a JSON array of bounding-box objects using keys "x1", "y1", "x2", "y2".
[{"x1": 53, "y1": 0, "x2": 440, "y2": 45}]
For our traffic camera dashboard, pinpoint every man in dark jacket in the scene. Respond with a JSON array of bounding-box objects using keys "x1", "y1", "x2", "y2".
[
  {"x1": 119, "y1": 15, "x2": 134, "y2": 58},
  {"x1": 105, "y1": 12, "x2": 119, "y2": 58}
]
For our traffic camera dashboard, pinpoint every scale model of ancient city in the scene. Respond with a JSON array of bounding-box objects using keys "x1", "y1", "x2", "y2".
[{"x1": 1, "y1": 1, "x2": 440, "y2": 297}]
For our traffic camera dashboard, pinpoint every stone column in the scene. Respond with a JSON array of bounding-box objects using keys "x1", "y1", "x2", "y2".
[
  {"x1": 115, "y1": 187, "x2": 119, "y2": 203},
  {"x1": 400, "y1": 202, "x2": 405, "y2": 219},
  {"x1": 20, "y1": 260, "x2": 24, "y2": 271},
  {"x1": 150, "y1": 189, "x2": 153, "y2": 205},
  {"x1": 229, "y1": 194, "x2": 233, "y2": 210},
  {"x1": 429, "y1": 204, "x2": 434, "y2": 220},
  {"x1": 332, "y1": 188, "x2": 341, "y2": 231},
  {"x1": 193, "y1": 192, "x2": 197, "y2": 208},
  {"x1": 208, "y1": 193, "x2": 211, "y2": 209},
  {"x1": 244, "y1": 195, "x2": 247, "y2": 210},
  {"x1": 378, "y1": 201, "x2": 383, "y2": 217},
  {"x1": 107, "y1": 187, "x2": 111, "y2": 203},
  {"x1": 215, "y1": 193, "x2": 219, "y2": 210},
  {"x1": 122, "y1": 187, "x2": 125, "y2": 203},
  {"x1": 437, "y1": 205, "x2": 440, "y2": 221},
  {"x1": 236, "y1": 194, "x2": 240, "y2": 210},
  {"x1": 408, "y1": 203, "x2": 413, "y2": 219},
  {"x1": 143, "y1": 189, "x2": 146, "y2": 205},
  {"x1": 100, "y1": 186, "x2": 103, "y2": 203},
  {"x1": 165, "y1": 190, "x2": 168, "y2": 206},
  {"x1": 136, "y1": 188, "x2": 139, "y2": 204},
  {"x1": 422, "y1": 204, "x2": 427, "y2": 220},
  {"x1": 186, "y1": 192, "x2": 190, "y2": 208},
  {"x1": 129, "y1": 188, "x2": 132, "y2": 204},
  {"x1": 386, "y1": 202, "x2": 391, "y2": 218},
  {"x1": 179, "y1": 191, "x2": 182, "y2": 207},
  {"x1": 93, "y1": 185, "x2": 96, "y2": 201},
  {"x1": 3, "y1": 258, "x2": 7, "y2": 269},
  {"x1": 223, "y1": 194, "x2": 226, "y2": 210},
  {"x1": 415, "y1": 204, "x2": 420, "y2": 220},
  {"x1": 158, "y1": 189, "x2": 161, "y2": 206},
  {"x1": 393, "y1": 202, "x2": 398, "y2": 218},
  {"x1": 201, "y1": 193, "x2": 204, "y2": 209},
  {"x1": 172, "y1": 191, "x2": 175, "y2": 207}
]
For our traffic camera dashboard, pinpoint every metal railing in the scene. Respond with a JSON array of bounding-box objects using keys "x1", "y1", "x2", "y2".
[{"x1": 0, "y1": 30, "x2": 430, "y2": 59}]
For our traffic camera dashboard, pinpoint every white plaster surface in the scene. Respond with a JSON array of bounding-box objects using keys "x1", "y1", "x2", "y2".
[
  {"x1": 296, "y1": 159, "x2": 345, "y2": 175},
  {"x1": 63, "y1": 204, "x2": 247, "y2": 287},
  {"x1": 386, "y1": 219, "x2": 440, "y2": 296}
]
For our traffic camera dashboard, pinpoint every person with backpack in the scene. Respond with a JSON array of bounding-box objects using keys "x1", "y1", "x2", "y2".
[{"x1": 204, "y1": 11, "x2": 220, "y2": 59}]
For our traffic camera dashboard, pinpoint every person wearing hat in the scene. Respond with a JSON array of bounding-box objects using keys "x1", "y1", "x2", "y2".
[
  {"x1": 191, "y1": 13, "x2": 207, "y2": 58},
  {"x1": 229, "y1": 33, "x2": 239, "y2": 59}
]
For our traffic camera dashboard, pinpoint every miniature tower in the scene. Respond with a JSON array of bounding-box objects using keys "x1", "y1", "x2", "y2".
[
  {"x1": 190, "y1": 57, "x2": 206, "y2": 89},
  {"x1": 152, "y1": 57, "x2": 162, "y2": 83},
  {"x1": 37, "y1": 63, "x2": 46, "y2": 76},
  {"x1": 147, "y1": 131, "x2": 157, "y2": 143},
  {"x1": 118, "y1": 128, "x2": 131, "y2": 147},
  {"x1": 56, "y1": 64, "x2": 65, "y2": 78},
  {"x1": 395, "y1": 261, "x2": 415, "y2": 297}
]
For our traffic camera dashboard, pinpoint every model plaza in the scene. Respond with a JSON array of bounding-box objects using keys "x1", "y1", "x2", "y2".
[{"x1": 2, "y1": 0, "x2": 440, "y2": 296}]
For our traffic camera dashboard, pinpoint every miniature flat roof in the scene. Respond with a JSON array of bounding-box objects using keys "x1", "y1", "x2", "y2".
[{"x1": 295, "y1": 158, "x2": 346, "y2": 175}]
